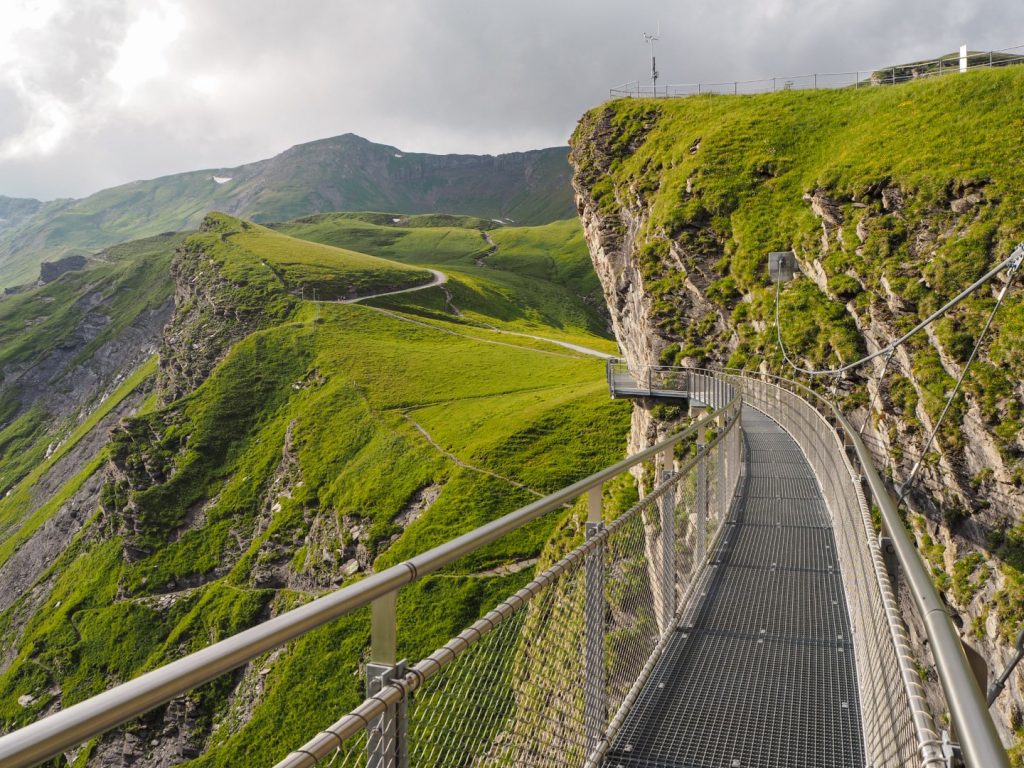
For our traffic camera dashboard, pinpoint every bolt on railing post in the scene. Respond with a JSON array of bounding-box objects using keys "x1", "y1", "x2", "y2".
[
  {"x1": 658, "y1": 447, "x2": 677, "y2": 630},
  {"x1": 584, "y1": 484, "x2": 606, "y2": 754},
  {"x1": 368, "y1": 593, "x2": 408, "y2": 768},
  {"x1": 696, "y1": 420, "x2": 708, "y2": 563}
]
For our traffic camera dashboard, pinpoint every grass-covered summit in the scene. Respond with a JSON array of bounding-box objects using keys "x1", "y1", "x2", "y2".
[{"x1": 195, "y1": 212, "x2": 433, "y2": 301}]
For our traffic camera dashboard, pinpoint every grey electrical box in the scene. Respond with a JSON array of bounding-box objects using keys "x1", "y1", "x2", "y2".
[{"x1": 769, "y1": 251, "x2": 796, "y2": 283}]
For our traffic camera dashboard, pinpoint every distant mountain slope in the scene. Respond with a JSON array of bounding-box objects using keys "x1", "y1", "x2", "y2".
[
  {"x1": 0, "y1": 197, "x2": 43, "y2": 236},
  {"x1": 0, "y1": 134, "x2": 575, "y2": 289}
]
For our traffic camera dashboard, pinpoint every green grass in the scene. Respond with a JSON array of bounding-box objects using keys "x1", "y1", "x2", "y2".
[
  {"x1": 196, "y1": 212, "x2": 432, "y2": 301},
  {"x1": 277, "y1": 212, "x2": 614, "y2": 349},
  {"x1": 0, "y1": 233, "x2": 178, "y2": 500},
  {"x1": 275, "y1": 211, "x2": 495, "y2": 264},
  {"x1": 0, "y1": 356, "x2": 158, "y2": 557}
]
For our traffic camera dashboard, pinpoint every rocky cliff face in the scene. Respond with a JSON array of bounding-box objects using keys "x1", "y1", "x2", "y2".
[
  {"x1": 157, "y1": 218, "x2": 289, "y2": 403},
  {"x1": 571, "y1": 80, "x2": 1024, "y2": 753}
]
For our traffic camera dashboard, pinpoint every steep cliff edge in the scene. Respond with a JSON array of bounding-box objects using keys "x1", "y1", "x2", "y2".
[{"x1": 571, "y1": 66, "x2": 1024, "y2": 755}]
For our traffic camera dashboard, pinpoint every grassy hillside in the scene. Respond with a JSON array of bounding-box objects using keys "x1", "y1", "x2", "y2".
[
  {"x1": 0, "y1": 211, "x2": 629, "y2": 764},
  {"x1": 277, "y1": 213, "x2": 614, "y2": 349},
  {"x1": 0, "y1": 134, "x2": 575, "y2": 290},
  {"x1": 571, "y1": 64, "x2": 1024, "y2": 755},
  {"x1": 195, "y1": 212, "x2": 433, "y2": 301}
]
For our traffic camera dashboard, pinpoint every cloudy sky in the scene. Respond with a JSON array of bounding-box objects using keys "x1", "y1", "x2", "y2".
[{"x1": 2, "y1": 0, "x2": 1023, "y2": 200}]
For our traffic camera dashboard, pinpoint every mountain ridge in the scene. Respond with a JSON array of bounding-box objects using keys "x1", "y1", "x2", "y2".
[{"x1": 0, "y1": 133, "x2": 576, "y2": 289}]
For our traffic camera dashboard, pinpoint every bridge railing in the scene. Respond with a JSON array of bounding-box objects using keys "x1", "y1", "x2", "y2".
[
  {"x1": 0, "y1": 375, "x2": 741, "y2": 768},
  {"x1": 726, "y1": 368, "x2": 1007, "y2": 768},
  {"x1": 609, "y1": 361, "x2": 1007, "y2": 767}
]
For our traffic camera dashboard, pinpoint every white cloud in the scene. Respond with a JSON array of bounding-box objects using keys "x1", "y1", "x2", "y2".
[{"x1": 107, "y1": 1, "x2": 186, "y2": 100}]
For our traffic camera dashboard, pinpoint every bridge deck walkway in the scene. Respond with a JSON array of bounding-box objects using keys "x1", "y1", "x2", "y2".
[{"x1": 604, "y1": 406, "x2": 865, "y2": 768}]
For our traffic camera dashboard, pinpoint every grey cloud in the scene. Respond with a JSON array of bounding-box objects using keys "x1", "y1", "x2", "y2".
[{"x1": 2, "y1": 0, "x2": 1024, "y2": 200}]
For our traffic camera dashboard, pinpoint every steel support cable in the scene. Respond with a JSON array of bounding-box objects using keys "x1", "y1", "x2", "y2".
[
  {"x1": 774, "y1": 244, "x2": 1024, "y2": 378},
  {"x1": 858, "y1": 347, "x2": 895, "y2": 436},
  {"x1": 895, "y1": 256, "x2": 1022, "y2": 508}
]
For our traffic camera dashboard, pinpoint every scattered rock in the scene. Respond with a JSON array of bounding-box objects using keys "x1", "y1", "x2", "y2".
[{"x1": 39, "y1": 254, "x2": 87, "y2": 283}]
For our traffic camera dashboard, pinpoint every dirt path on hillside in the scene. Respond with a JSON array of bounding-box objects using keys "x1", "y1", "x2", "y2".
[
  {"x1": 400, "y1": 413, "x2": 546, "y2": 498},
  {"x1": 339, "y1": 269, "x2": 447, "y2": 304},
  {"x1": 326, "y1": 268, "x2": 613, "y2": 359}
]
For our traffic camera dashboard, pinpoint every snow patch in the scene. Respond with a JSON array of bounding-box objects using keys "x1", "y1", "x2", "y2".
[
  {"x1": 212, "y1": 176, "x2": 232, "y2": 184},
  {"x1": 394, "y1": 153, "x2": 404, "y2": 158},
  {"x1": 392, "y1": 217, "x2": 403, "y2": 223}
]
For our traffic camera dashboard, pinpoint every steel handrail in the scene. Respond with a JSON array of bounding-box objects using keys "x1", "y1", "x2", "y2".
[
  {"x1": 720, "y1": 366, "x2": 1009, "y2": 768},
  {"x1": 0, "y1": 383, "x2": 738, "y2": 768}
]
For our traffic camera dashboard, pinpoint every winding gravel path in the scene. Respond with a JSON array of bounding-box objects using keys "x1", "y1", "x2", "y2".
[{"x1": 339, "y1": 269, "x2": 448, "y2": 304}]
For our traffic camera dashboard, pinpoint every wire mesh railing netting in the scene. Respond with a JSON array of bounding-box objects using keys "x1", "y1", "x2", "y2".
[{"x1": 277, "y1": 396, "x2": 742, "y2": 768}]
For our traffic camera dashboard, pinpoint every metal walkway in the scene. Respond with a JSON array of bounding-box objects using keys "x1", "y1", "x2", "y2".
[{"x1": 604, "y1": 407, "x2": 864, "y2": 768}]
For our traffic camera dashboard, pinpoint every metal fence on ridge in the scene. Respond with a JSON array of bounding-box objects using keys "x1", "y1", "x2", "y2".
[{"x1": 609, "y1": 43, "x2": 1024, "y2": 98}]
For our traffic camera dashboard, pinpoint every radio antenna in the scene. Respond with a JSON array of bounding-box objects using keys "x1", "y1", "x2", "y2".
[{"x1": 643, "y1": 21, "x2": 659, "y2": 94}]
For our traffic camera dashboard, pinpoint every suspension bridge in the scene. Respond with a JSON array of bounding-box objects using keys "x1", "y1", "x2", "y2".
[{"x1": 0, "y1": 363, "x2": 1011, "y2": 767}]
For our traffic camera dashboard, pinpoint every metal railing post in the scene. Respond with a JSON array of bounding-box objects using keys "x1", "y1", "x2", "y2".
[
  {"x1": 584, "y1": 485, "x2": 606, "y2": 754},
  {"x1": 368, "y1": 593, "x2": 407, "y2": 768},
  {"x1": 658, "y1": 447, "x2": 676, "y2": 629},
  {"x1": 716, "y1": 411, "x2": 727, "y2": 522},
  {"x1": 696, "y1": 421, "x2": 708, "y2": 562}
]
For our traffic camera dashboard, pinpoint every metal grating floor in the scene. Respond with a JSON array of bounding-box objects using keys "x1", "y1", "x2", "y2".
[{"x1": 604, "y1": 407, "x2": 865, "y2": 768}]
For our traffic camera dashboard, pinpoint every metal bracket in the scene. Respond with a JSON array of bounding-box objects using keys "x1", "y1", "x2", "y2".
[
  {"x1": 879, "y1": 536, "x2": 900, "y2": 586},
  {"x1": 1008, "y1": 242, "x2": 1024, "y2": 274},
  {"x1": 986, "y1": 626, "x2": 1024, "y2": 706},
  {"x1": 367, "y1": 660, "x2": 409, "y2": 768},
  {"x1": 940, "y1": 730, "x2": 964, "y2": 768}
]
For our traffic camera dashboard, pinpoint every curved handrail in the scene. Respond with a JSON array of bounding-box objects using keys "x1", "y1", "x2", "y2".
[
  {"x1": 722, "y1": 366, "x2": 1008, "y2": 768},
  {"x1": 605, "y1": 359, "x2": 1008, "y2": 766},
  {"x1": 0, "y1": 380, "x2": 739, "y2": 768}
]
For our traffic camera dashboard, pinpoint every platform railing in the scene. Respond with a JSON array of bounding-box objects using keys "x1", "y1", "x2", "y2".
[
  {"x1": 274, "y1": 374, "x2": 741, "y2": 768},
  {"x1": 728, "y1": 367, "x2": 1008, "y2": 768},
  {"x1": 0, "y1": 376, "x2": 741, "y2": 768},
  {"x1": 723, "y1": 369, "x2": 943, "y2": 768}
]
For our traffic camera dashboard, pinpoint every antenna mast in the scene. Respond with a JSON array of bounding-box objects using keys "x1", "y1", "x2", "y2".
[{"x1": 643, "y1": 22, "x2": 660, "y2": 95}]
